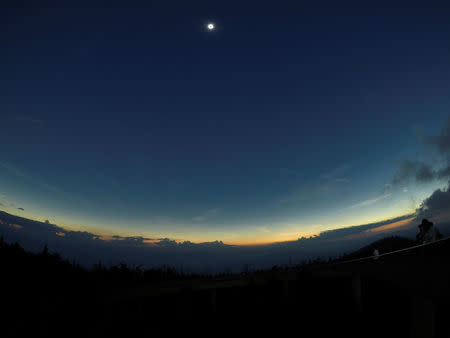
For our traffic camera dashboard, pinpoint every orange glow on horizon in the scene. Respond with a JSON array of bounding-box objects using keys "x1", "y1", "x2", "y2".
[
  {"x1": 365, "y1": 217, "x2": 415, "y2": 234},
  {"x1": 339, "y1": 217, "x2": 416, "y2": 241},
  {"x1": 10, "y1": 224, "x2": 23, "y2": 229}
]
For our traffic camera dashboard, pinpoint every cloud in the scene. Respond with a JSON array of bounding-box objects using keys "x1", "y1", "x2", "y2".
[
  {"x1": 17, "y1": 207, "x2": 24, "y2": 211},
  {"x1": 278, "y1": 168, "x2": 295, "y2": 175},
  {"x1": 339, "y1": 217, "x2": 416, "y2": 241},
  {"x1": 393, "y1": 116, "x2": 450, "y2": 185},
  {"x1": 317, "y1": 214, "x2": 414, "y2": 241},
  {"x1": 425, "y1": 116, "x2": 450, "y2": 155},
  {"x1": 393, "y1": 160, "x2": 436, "y2": 184},
  {"x1": 416, "y1": 182, "x2": 450, "y2": 221},
  {"x1": 282, "y1": 179, "x2": 345, "y2": 203},
  {"x1": 334, "y1": 178, "x2": 351, "y2": 183},
  {"x1": 324, "y1": 164, "x2": 351, "y2": 177},
  {"x1": 0, "y1": 161, "x2": 82, "y2": 201},
  {"x1": 0, "y1": 162, "x2": 32, "y2": 181},
  {"x1": 280, "y1": 163, "x2": 351, "y2": 204},
  {"x1": 155, "y1": 238, "x2": 179, "y2": 247},
  {"x1": 323, "y1": 164, "x2": 351, "y2": 183},
  {"x1": 192, "y1": 208, "x2": 221, "y2": 222},
  {"x1": 109, "y1": 235, "x2": 154, "y2": 245},
  {"x1": 16, "y1": 115, "x2": 46, "y2": 126},
  {"x1": 381, "y1": 183, "x2": 393, "y2": 193},
  {"x1": 406, "y1": 119, "x2": 450, "y2": 223},
  {"x1": 347, "y1": 193, "x2": 392, "y2": 209}
]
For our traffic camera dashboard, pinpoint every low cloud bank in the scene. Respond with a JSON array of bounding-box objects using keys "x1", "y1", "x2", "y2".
[{"x1": 0, "y1": 210, "x2": 426, "y2": 274}]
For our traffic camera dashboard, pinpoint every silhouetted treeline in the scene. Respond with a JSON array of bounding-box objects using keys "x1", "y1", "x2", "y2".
[
  {"x1": 0, "y1": 235, "x2": 418, "y2": 287},
  {"x1": 0, "y1": 236, "x2": 212, "y2": 285}
]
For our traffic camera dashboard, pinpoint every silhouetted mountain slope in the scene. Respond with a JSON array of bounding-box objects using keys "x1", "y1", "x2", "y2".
[{"x1": 340, "y1": 236, "x2": 416, "y2": 261}]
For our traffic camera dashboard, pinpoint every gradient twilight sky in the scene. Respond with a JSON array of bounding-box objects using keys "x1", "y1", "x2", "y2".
[{"x1": 1, "y1": 1, "x2": 450, "y2": 244}]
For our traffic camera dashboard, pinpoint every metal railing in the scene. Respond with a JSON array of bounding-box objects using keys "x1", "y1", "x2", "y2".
[{"x1": 331, "y1": 235, "x2": 450, "y2": 266}]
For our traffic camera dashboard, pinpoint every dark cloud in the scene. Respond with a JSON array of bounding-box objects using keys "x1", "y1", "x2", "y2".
[
  {"x1": 111, "y1": 235, "x2": 153, "y2": 241},
  {"x1": 154, "y1": 239, "x2": 227, "y2": 249},
  {"x1": 156, "y1": 238, "x2": 178, "y2": 247},
  {"x1": 17, "y1": 207, "x2": 24, "y2": 211},
  {"x1": 64, "y1": 231, "x2": 101, "y2": 241},
  {"x1": 416, "y1": 181, "x2": 450, "y2": 221},
  {"x1": 110, "y1": 235, "x2": 154, "y2": 246},
  {"x1": 391, "y1": 118, "x2": 450, "y2": 231},
  {"x1": 315, "y1": 214, "x2": 414, "y2": 240},
  {"x1": 425, "y1": 116, "x2": 450, "y2": 156},
  {"x1": 393, "y1": 116, "x2": 450, "y2": 185},
  {"x1": 393, "y1": 160, "x2": 435, "y2": 184},
  {"x1": 437, "y1": 166, "x2": 450, "y2": 179}
]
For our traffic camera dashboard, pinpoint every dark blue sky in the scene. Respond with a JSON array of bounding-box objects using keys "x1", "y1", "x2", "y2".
[{"x1": 1, "y1": 1, "x2": 449, "y2": 243}]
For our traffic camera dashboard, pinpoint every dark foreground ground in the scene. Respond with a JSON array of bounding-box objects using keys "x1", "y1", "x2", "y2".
[{"x1": 2, "y1": 236, "x2": 450, "y2": 337}]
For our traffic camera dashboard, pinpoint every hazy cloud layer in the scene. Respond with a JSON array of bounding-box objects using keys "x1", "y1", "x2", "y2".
[
  {"x1": 0, "y1": 161, "x2": 86, "y2": 203},
  {"x1": 192, "y1": 208, "x2": 221, "y2": 222},
  {"x1": 15, "y1": 115, "x2": 46, "y2": 126},
  {"x1": 323, "y1": 164, "x2": 351, "y2": 183},
  {"x1": 347, "y1": 193, "x2": 392, "y2": 209}
]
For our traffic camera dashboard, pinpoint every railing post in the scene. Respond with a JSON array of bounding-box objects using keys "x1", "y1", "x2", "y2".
[
  {"x1": 283, "y1": 279, "x2": 290, "y2": 302},
  {"x1": 410, "y1": 296, "x2": 435, "y2": 338},
  {"x1": 352, "y1": 274, "x2": 363, "y2": 313},
  {"x1": 210, "y1": 289, "x2": 217, "y2": 313}
]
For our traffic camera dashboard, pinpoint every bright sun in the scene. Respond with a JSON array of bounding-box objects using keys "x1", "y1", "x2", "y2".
[{"x1": 207, "y1": 23, "x2": 215, "y2": 31}]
